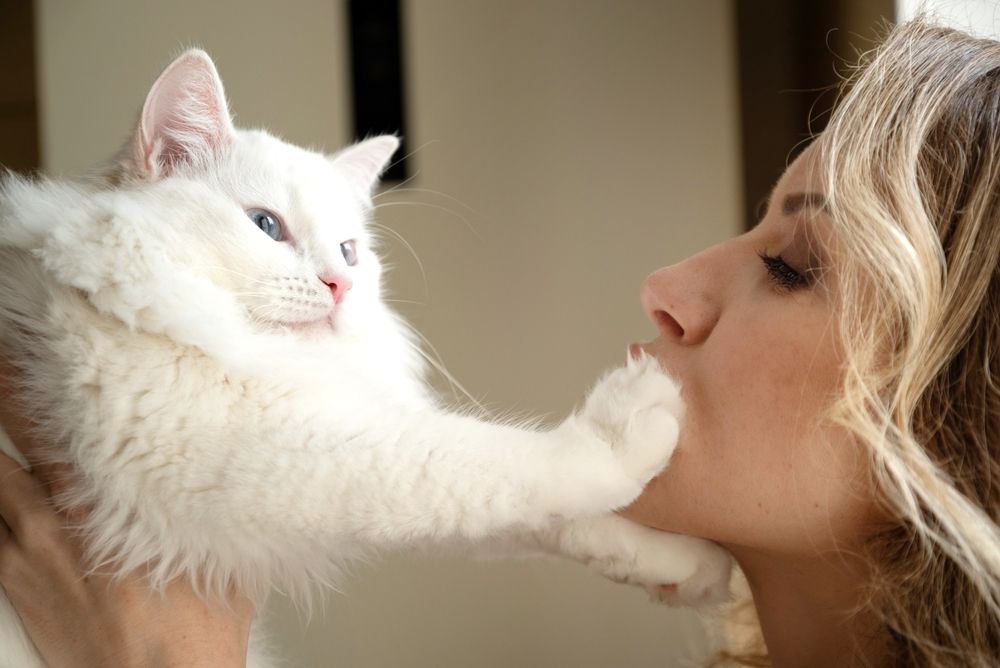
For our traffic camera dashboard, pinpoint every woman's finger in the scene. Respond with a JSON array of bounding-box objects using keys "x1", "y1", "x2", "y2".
[
  {"x1": 0, "y1": 360, "x2": 42, "y2": 462},
  {"x1": 0, "y1": 365, "x2": 70, "y2": 496},
  {"x1": 0, "y1": 450, "x2": 52, "y2": 538}
]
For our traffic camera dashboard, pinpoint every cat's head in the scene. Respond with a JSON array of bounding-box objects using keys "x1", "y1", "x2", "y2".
[
  {"x1": 3, "y1": 50, "x2": 420, "y2": 377},
  {"x1": 117, "y1": 50, "x2": 400, "y2": 337}
]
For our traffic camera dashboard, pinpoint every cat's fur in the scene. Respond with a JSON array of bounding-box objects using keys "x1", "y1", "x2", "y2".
[{"x1": 0, "y1": 51, "x2": 731, "y2": 667}]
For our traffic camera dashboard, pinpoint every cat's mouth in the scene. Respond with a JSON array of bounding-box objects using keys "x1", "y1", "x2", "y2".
[{"x1": 279, "y1": 314, "x2": 335, "y2": 333}]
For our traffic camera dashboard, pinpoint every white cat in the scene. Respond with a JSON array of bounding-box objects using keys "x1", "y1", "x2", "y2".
[{"x1": 0, "y1": 51, "x2": 730, "y2": 667}]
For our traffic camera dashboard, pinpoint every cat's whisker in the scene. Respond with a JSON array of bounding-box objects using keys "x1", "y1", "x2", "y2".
[
  {"x1": 383, "y1": 298, "x2": 426, "y2": 306},
  {"x1": 233, "y1": 291, "x2": 279, "y2": 301},
  {"x1": 369, "y1": 222, "x2": 429, "y2": 298},
  {"x1": 245, "y1": 312, "x2": 278, "y2": 327},
  {"x1": 401, "y1": 322, "x2": 487, "y2": 413},
  {"x1": 373, "y1": 187, "x2": 479, "y2": 215},
  {"x1": 203, "y1": 265, "x2": 271, "y2": 285},
  {"x1": 375, "y1": 170, "x2": 420, "y2": 197},
  {"x1": 246, "y1": 304, "x2": 283, "y2": 321},
  {"x1": 239, "y1": 302, "x2": 290, "y2": 320},
  {"x1": 249, "y1": 305, "x2": 287, "y2": 320},
  {"x1": 379, "y1": 139, "x2": 438, "y2": 179},
  {"x1": 372, "y1": 201, "x2": 482, "y2": 241},
  {"x1": 418, "y1": 345, "x2": 487, "y2": 414}
]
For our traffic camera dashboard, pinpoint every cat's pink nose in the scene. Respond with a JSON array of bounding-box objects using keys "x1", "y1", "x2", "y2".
[{"x1": 320, "y1": 274, "x2": 353, "y2": 304}]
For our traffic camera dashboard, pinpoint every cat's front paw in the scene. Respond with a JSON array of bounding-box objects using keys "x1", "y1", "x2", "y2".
[
  {"x1": 579, "y1": 353, "x2": 683, "y2": 488},
  {"x1": 645, "y1": 537, "x2": 733, "y2": 608},
  {"x1": 555, "y1": 515, "x2": 732, "y2": 609}
]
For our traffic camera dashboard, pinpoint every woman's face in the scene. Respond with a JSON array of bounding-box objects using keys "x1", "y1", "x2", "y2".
[{"x1": 620, "y1": 144, "x2": 880, "y2": 557}]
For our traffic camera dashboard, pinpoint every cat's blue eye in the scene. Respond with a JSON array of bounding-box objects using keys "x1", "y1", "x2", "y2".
[
  {"x1": 341, "y1": 239, "x2": 358, "y2": 266},
  {"x1": 246, "y1": 208, "x2": 283, "y2": 241}
]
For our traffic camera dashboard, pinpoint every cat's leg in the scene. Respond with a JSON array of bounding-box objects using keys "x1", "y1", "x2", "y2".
[
  {"x1": 352, "y1": 354, "x2": 684, "y2": 540},
  {"x1": 79, "y1": 356, "x2": 686, "y2": 597},
  {"x1": 542, "y1": 514, "x2": 733, "y2": 608},
  {"x1": 424, "y1": 514, "x2": 732, "y2": 609},
  {"x1": 215, "y1": 355, "x2": 681, "y2": 551}
]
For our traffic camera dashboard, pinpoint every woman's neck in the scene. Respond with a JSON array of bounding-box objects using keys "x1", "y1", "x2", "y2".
[{"x1": 725, "y1": 546, "x2": 893, "y2": 667}]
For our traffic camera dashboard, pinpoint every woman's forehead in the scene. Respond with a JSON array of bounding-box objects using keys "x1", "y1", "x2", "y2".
[{"x1": 776, "y1": 143, "x2": 824, "y2": 198}]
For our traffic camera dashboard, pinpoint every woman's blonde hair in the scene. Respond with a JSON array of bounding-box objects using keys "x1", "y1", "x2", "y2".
[{"x1": 719, "y1": 18, "x2": 1000, "y2": 666}]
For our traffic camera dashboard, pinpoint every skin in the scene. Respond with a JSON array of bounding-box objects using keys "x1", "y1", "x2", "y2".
[
  {"x1": 0, "y1": 370, "x2": 254, "y2": 668},
  {"x1": 621, "y1": 144, "x2": 890, "y2": 665},
  {"x1": 0, "y1": 144, "x2": 892, "y2": 666}
]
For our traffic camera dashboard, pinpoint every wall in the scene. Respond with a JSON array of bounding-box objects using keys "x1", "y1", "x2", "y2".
[
  {"x1": 0, "y1": 0, "x2": 40, "y2": 171},
  {"x1": 897, "y1": 0, "x2": 1000, "y2": 37},
  {"x1": 35, "y1": 1, "x2": 743, "y2": 665}
]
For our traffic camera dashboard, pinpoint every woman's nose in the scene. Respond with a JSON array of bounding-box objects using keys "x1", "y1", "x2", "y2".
[{"x1": 640, "y1": 258, "x2": 721, "y2": 345}]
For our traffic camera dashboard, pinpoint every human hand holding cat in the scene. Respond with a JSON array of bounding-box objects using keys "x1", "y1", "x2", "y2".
[{"x1": 0, "y1": 368, "x2": 253, "y2": 668}]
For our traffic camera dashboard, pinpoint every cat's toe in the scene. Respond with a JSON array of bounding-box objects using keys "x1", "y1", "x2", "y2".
[
  {"x1": 655, "y1": 543, "x2": 733, "y2": 609},
  {"x1": 580, "y1": 354, "x2": 683, "y2": 485}
]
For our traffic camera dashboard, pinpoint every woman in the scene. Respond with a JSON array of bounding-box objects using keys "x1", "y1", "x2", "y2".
[{"x1": 1, "y1": 18, "x2": 999, "y2": 667}]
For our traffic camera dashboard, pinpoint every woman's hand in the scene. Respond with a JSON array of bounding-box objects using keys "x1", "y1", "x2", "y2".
[{"x1": 0, "y1": 366, "x2": 254, "y2": 668}]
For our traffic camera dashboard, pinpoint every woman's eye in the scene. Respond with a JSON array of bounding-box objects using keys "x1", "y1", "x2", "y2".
[
  {"x1": 757, "y1": 250, "x2": 811, "y2": 291},
  {"x1": 245, "y1": 208, "x2": 283, "y2": 241},
  {"x1": 341, "y1": 239, "x2": 358, "y2": 266}
]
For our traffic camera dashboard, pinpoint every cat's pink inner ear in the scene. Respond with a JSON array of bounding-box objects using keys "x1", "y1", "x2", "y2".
[
  {"x1": 333, "y1": 136, "x2": 400, "y2": 198},
  {"x1": 130, "y1": 50, "x2": 235, "y2": 180}
]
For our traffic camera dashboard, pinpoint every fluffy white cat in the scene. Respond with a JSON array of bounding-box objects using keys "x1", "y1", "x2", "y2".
[{"x1": 0, "y1": 51, "x2": 730, "y2": 667}]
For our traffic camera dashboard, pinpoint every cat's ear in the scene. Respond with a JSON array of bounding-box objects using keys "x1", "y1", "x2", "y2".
[
  {"x1": 331, "y1": 136, "x2": 400, "y2": 198},
  {"x1": 124, "y1": 49, "x2": 235, "y2": 180}
]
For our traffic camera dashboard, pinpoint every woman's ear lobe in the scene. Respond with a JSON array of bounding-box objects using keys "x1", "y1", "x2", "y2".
[{"x1": 125, "y1": 49, "x2": 235, "y2": 180}]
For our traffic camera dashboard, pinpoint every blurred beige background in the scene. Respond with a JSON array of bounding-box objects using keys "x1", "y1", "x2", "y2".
[{"x1": 34, "y1": 0, "x2": 741, "y2": 665}]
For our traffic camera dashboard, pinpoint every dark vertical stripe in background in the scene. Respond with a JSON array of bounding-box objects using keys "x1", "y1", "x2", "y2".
[
  {"x1": 0, "y1": 0, "x2": 41, "y2": 173},
  {"x1": 348, "y1": 0, "x2": 408, "y2": 181},
  {"x1": 734, "y1": 0, "x2": 895, "y2": 229}
]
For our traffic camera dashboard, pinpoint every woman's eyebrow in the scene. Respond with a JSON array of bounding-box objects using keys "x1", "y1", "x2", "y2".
[{"x1": 782, "y1": 192, "x2": 828, "y2": 216}]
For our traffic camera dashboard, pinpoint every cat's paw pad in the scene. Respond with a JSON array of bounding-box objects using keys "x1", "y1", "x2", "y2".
[
  {"x1": 648, "y1": 541, "x2": 732, "y2": 608},
  {"x1": 580, "y1": 354, "x2": 683, "y2": 485}
]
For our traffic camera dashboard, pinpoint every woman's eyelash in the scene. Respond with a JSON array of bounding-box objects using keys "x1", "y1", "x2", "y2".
[{"x1": 757, "y1": 250, "x2": 812, "y2": 291}]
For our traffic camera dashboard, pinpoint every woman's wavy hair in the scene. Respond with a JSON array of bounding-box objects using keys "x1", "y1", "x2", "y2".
[{"x1": 718, "y1": 18, "x2": 1000, "y2": 667}]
